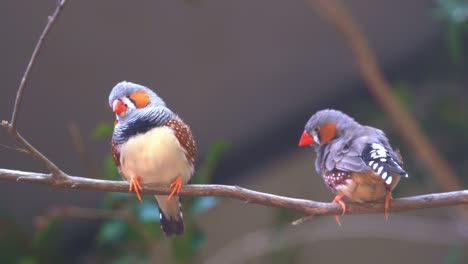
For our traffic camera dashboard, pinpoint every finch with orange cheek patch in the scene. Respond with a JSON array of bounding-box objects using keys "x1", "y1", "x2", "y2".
[
  {"x1": 298, "y1": 109, "x2": 408, "y2": 224},
  {"x1": 109, "y1": 81, "x2": 196, "y2": 236}
]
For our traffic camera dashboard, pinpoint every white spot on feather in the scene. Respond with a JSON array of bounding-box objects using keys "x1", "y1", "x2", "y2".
[
  {"x1": 370, "y1": 143, "x2": 387, "y2": 159},
  {"x1": 385, "y1": 177, "x2": 392, "y2": 184},
  {"x1": 382, "y1": 172, "x2": 388, "y2": 179}
]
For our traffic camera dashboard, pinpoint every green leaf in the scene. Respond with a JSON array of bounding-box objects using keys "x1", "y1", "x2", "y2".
[
  {"x1": 193, "y1": 139, "x2": 232, "y2": 184},
  {"x1": 448, "y1": 20, "x2": 464, "y2": 64},
  {"x1": 171, "y1": 223, "x2": 206, "y2": 264},
  {"x1": 274, "y1": 208, "x2": 302, "y2": 225},
  {"x1": 191, "y1": 197, "x2": 219, "y2": 214},
  {"x1": 0, "y1": 219, "x2": 31, "y2": 263},
  {"x1": 443, "y1": 247, "x2": 464, "y2": 264},
  {"x1": 17, "y1": 256, "x2": 38, "y2": 264},
  {"x1": 142, "y1": 222, "x2": 162, "y2": 239},
  {"x1": 104, "y1": 154, "x2": 120, "y2": 180},
  {"x1": 97, "y1": 219, "x2": 127, "y2": 245},
  {"x1": 33, "y1": 217, "x2": 63, "y2": 263},
  {"x1": 392, "y1": 81, "x2": 412, "y2": 107},
  {"x1": 93, "y1": 122, "x2": 114, "y2": 140}
]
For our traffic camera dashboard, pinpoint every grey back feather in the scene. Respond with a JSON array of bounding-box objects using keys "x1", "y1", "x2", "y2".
[{"x1": 308, "y1": 109, "x2": 404, "y2": 174}]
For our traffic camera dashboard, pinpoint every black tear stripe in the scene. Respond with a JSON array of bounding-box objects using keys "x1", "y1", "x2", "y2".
[
  {"x1": 112, "y1": 107, "x2": 173, "y2": 144},
  {"x1": 361, "y1": 143, "x2": 408, "y2": 185},
  {"x1": 119, "y1": 118, "x2": 158, "y2": 141}
]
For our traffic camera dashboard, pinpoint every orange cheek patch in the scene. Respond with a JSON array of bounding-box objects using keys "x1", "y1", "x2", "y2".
[
  {"x1": 130, "y1": 90, "x2": 150, "y2": 108},
  {"x1": 319, "y1": 123, "x2": 337, "y2": 144}
]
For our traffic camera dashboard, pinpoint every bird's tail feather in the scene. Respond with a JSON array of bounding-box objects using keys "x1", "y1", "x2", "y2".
[{"x1": 155, "y1": 195, "x2": 184, "y2": 236}]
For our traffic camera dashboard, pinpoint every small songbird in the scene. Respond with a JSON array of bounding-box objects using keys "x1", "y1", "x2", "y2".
[
  {"x1": 109, "y1": 81, "x2": 196, "y2": 236},
  {"x1": 298, "y1": 109, "x2": 408, "y2": 224}
]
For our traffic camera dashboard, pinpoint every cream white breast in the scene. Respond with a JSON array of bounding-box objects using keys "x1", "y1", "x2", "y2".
[{"x1": 119, "y1": 126, "x2": 194, "y2": 185}]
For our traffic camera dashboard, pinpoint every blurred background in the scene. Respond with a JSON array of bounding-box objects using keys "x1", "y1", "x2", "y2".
[{"x1": 1, "y1": 0, "x2": 468, "y2": 263}]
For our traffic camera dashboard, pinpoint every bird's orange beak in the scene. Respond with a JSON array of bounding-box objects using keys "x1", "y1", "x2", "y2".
[
  {"x1": 112, "y1": 99, "x2": 127, "y2": 115},
  {"x1": 298, "y1": 130, "x2": 314, "y2": 146}
]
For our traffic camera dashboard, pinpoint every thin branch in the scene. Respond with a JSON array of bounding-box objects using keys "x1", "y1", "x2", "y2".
[
  {"x1": 2, "y1": 0, "x2": 467, "y2": 237},
  {"x1": 1, "y1": 121, "x2": 65, "y2": 177},
  {"x1": 307, "y1": 0, "x2": 467, "y2": 217},
  {"x1": 0, "y1": 168, "x2": 467, "y2": 217},
  {"x1": 10, "y1": 0, "x2": 69, "y2": 129},
  {"x1": 2, "y1": 0, "x2": 69, "y2": 178}
]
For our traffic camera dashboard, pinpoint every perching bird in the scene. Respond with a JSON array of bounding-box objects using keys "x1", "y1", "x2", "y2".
[
  {"x1": 109, "y1": 81, "x2": 196, "y2": 236},
  {"x1": 298, "y1": 109, "x2": 408, "y2": 224}
]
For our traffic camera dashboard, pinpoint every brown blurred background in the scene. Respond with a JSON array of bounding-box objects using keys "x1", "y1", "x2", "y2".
[{"x1": 1, "y1": 0, "x2": 468, "y2": 263}]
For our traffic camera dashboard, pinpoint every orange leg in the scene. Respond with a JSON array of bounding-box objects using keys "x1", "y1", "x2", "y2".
[
  {"x1": 384, "y1": 191, "x2": 392, "y2": 222},
  {"x1": 332, "y1": 193, "x2": 346, "y2": 226},
  {"x1": 129, "y1": 176, "x2": 143, "y2": 203},
  {"x1": 167, "y1": 176, "x2": 183, "y2": 202}
]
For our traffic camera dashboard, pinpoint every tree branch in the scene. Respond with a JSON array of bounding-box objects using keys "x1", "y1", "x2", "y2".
[
  {"x1": 2, "y1": 0, "x2": 468, "y2": 230},
  {"x1": 10, "y1": 0, "x2": 68, "y2": 129},
  {"x1": 1, "y1": 168, "x2": 467, "y2": 217},
  {"x1": 2, "y1": 0, "x2": 69, "y2": 178}
]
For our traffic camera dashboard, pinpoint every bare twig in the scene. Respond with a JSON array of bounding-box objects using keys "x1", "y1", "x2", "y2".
[
  {"x1": 307, "y1": 0, "x2": 467, "y2": 216},
  {"x1": 291, "y1": 215, "x2": 315, "y2": 226},
  {"x1": 2, "y1": 0, "x2": 69, "y2": 178},
  {"x1": 10, "y1": 0, "x2": 69, "y2": 129},
  {"x1": 1, "y1": 121, "x2": 65, "y2": 177},
  {"x1": 0, "y1": 168, "x2": 467, "y2": 217},
  {"x1": 0, "y1": 143, "x2": 28, "y2": 153},
  {"x1": 2, "y1": 0, "x2": 468, "y2": 238}
]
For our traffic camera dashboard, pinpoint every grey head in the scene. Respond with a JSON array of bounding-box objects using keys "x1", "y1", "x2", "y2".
[
  {"x1": 109, "y1": 81, "x2": 175, "y2": 144},
  {"x1": 299, "y1": 109, "x2": 360, "y2": 147},
  {"x1": 109, "y1": 81, "x2": 173, "y2": 124},
  {"x1": 108, "y1": 81, "x2": 166, "y2": 108}
]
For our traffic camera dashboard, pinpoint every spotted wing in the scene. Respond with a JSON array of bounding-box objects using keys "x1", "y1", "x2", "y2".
[
  {"x1": 111, "y1": 139, "x2": 121, "y2": 172},
  {"x1": 361, "y1": 142, "x2": 408, "y2": 185},
  {"x1": 165, "y1": 118, "x2": 197, "y2": 166}
]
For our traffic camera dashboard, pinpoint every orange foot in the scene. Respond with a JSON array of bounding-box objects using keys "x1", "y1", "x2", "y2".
[
  {"x1": 384, "y1": 191, "x2": 392, "y2": 222},
  {"x1": 332, "y1": 193, "x2": 346, "y2": 226},
  {"x1": 129, "y1": 176, "x2": 143, "y2": 203},
  {"x1": 167, "y1": 176, "x2": 182, "y2": 202}
]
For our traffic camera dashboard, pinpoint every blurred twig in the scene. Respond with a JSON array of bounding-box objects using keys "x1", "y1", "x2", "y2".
[
  {"x1": 206, "y1": 215, "x2": 468, "y2": 264},
  {"x1": 0, "y1": 168, "x2": 467, "y2": 217},
  {"x1": 307, "y1": 0, "x2": 467, "y2": 217},
  {"x1": 2, "y1": 0, "x2": 69, "y2": 178},
  {"x1": 1, "y1": 0, "x2": 468, "y2": 239},
  {"x1": 10, "y1": 0, "x2": 68, "y2": 129}
]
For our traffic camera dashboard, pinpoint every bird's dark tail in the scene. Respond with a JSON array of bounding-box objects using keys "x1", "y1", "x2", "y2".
[{"x1": 155, "y1": 195, "x2": 184, "y2": 236}]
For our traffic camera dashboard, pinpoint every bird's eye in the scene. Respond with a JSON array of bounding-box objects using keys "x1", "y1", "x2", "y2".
[{"x1": 314, "y1": 127, "x2": 319, "y2": 132}]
